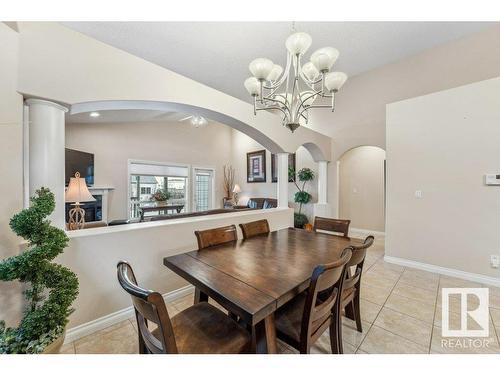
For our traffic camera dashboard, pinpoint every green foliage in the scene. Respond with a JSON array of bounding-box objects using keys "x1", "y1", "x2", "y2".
[
  {"x1": 294, "y1": 191, "x2": 312, "y2": 205},
  {"x1": 151, "y1": 188, "x2": 172, "y2": 202},
  {"x1": 297, "y1": 168, "x2": 314, "y2": 182},
  {"x1": 0, "y1": 188, "x2": 79, "y2": 354},
  {"x1": 294, "y1": 213, "x2": 309, "y2": 228},
  {"x1": 290, "y1": 168, "x2": 315, "y2": 216}
]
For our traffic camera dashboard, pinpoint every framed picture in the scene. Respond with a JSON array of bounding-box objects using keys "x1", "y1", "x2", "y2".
[
  {"x1": 247, "y1": 150, "x2": 266, "y2": 183},
  {"x1": 271, "y1": 153, "x2": 296, "y2": 183}
]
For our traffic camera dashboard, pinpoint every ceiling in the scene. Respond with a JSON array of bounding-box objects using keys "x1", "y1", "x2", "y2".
[
  {"x1": 67, "y1": 109, "x2": 197, "y2": 124},
  {"x1": 63, "y1": 22, "x2": 494, "y2": 104}
]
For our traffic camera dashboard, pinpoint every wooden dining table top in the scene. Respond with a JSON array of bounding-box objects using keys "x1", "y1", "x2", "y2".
[{"x1": 163, "y1": 227, "x2": 363, "y2": 325}]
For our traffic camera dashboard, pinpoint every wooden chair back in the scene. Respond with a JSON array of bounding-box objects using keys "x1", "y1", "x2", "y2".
[
  {"x1": 300, "y1": 247, "x2": 352, "y2": 350},
  {"x1": 117, "y1": 261, "x2": 177, "y2": 354},
  {"x1": 313, "y1": 216, "x2": 351, "y2": 237},
  {"x1": 343, "y1": 235, "x2": 374, "y2": 291},
  {"x1": 239, "y1": 219, "x2": 270, "y2": 239},
  {"x1": 195, "y1": 224, "x2": 238, "y2": 250}
]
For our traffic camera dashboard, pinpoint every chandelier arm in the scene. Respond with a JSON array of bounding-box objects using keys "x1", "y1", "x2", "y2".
[
  {"x1": 298, "y1": 104, "x2": 332, "y2": 119},
  {"x1": 257, "y1": 96, "x2": 292, "y2": 119},
  {"x1": 294, "y1": 89, "x2": 323, "y2": 121},
  {"x1": 263, "y1": 52, "x2": 292, "y2": 90},
  {"x1": 256, "y1": 106, "x2": 289, "y2": 118}
]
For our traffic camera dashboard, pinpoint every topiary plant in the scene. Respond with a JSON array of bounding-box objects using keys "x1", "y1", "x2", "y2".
[
  {"x1": 290, "y1": 167, "x2": 315, "y2": 228},
  {"x1": 0, "y1": 188, "x2": 79, "y2": 353}
]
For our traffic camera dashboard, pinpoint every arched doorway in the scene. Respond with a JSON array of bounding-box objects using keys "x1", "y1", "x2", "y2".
[{"x1": 338, "y1": 146, "x2": 386, "y2": 232}]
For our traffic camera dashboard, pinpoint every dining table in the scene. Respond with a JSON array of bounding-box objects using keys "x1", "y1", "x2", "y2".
[{"x1": 163, "y1": 227, "x2": 363, "y2": 353}]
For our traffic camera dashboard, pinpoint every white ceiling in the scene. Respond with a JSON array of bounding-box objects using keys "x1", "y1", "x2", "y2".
[
  {"x1": 66, "y1": 109, "x2": 191, "y2": 124},
  {"x1": 63, "y1": 22, "x2": 495, "y2": 104}
]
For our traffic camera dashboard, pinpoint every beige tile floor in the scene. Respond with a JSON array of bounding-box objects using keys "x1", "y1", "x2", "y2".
[{"x1": 60, "y1": 238, "x2": 500, "y2": 354}]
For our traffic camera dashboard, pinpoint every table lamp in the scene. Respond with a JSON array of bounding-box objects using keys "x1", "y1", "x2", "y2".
[
  {"x1": 65, "y1": 172, "x2": 96, "y2": 230},
  {"x1": 232, "y1": 184, "x2": 241, "y2": 205}
]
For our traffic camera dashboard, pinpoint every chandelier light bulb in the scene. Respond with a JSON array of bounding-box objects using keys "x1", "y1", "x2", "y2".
[
  {"x1": 244, "y1": 77, "x2": 261, "y2": 96},
  {"x1": 267, "y1": 64, "x2": 283, "y2": 82},
  {"x1": 249, "y1": 58, "x2": 274, "y2": 80},
  {"x1": 310, "y1": 47, "x2": 339, "y2": 72},
  {"x1": 285, "y1": 32, "x2": 312, "y2": 55},
  {"x1": 302, "y1": 62, "x2": 320, "y2": 81},
  {"x1": 324, "y1": 71, "x2": 348, "y2": 92}
]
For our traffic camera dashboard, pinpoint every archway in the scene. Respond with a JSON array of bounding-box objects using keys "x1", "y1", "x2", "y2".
[{"x1": 337, "y1": 145, "x2": 386, "y2": 232}]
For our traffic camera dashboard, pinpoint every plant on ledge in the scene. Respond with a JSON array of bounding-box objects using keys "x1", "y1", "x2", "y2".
[
  {"x1": 0, "y1": 188, "x2": 79, "y2": 354},
  {"x1": 151, "y1": 188, "x2": 172, "y2": 202},
  {"x1": 290, "y1": 167, "x2": 315, "y2": 228}
]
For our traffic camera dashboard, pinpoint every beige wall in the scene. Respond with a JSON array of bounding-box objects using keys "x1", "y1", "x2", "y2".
[
  {"x1": 0, "y1": 23, "x2": 24, "y2": 326},
  {"x1": 386, "y1": 76, "x2": 500, "y2": 279},
  {"x1": 230, "y1": 130, "x2": 319, "y2": 221},
  {"x1": 66, "y1": 120, "x2": 233, "y2": 221},
  {"x1": 339, "y1": 146, "x2": 386, "y2": 232}
]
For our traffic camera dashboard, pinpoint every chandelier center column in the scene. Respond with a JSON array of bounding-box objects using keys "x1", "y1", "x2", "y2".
[{"x1": 277, "y1": 153, "x2": 289, "y2": 209}]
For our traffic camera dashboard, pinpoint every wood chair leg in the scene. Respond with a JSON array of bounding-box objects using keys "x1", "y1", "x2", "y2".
[
  {"x1": 344, "y1": 300, "x2": 355, "y2": 320},
  {"x1": 353, "y1": 293, "x2": 363, "y2": 333},
  {"x1": 329, "y1": 316, "x2": 342, "y2": 354}
]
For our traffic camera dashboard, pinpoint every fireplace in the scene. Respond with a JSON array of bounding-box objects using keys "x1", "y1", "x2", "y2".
[{"x1": 65, "y1": 194, "x2": 103, "y2": 223}]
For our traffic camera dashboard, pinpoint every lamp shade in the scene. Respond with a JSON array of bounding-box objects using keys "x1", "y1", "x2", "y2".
[
  {"x1": 267, "y1": 64, "x2": 283, "y2": 82},
  {"x1": 65, "y1": 172, "x2": 96, "y2": 203},
  {"x1": 302, "y1": 62, "x2": 320, "y2": 81},
  {"x1": 244, "y1": 77, "x2": 261, "y2": 96},
  {"x1": 232, "y1": 184, "x2": 242, "y2": 194},
  {"x1": 310, "y1": 47, "x2": 339, "y2": 72},
  {"x1": 249, "y1": 58, "x2": 274, "y2": 80},
  {"x1": 324, "y1": 71, "x2": 348, "y2": 92},
  {"x1": 285, "y1": 32, "x2": 312, "y2": 55}
]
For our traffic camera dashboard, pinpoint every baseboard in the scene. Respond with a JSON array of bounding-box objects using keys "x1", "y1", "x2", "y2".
[
  {"x1": 64, "y1": 285, "x2": 195, "y2": 345},
  {"x1": 384, "y1": 255, "x2": 500, "y2": 288},
  {"x1": 349, "y1": 227, "x2": 385, "y2": 238}
]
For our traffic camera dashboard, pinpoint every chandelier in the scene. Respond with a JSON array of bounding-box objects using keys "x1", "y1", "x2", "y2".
[{"x1": 244, "y1": 31, "x2": 347, "y2": 132}]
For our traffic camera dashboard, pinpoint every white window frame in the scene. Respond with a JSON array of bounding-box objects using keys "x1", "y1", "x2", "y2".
[
  {"x1": 191, "y1": 166, "x2": 216, "y2": 212},
  {"x1": 127, "y1": 159, "x2": 191, "y2": 219}
]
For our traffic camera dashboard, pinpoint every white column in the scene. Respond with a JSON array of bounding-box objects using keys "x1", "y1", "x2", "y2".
[
  {"x1": 317, "y1": 160, "x2": 328, "y2": 204},
  {"x1": 313, "y1": 160, "x2": 332, "y2": 218},
  {"x1": 277, "y1": 153, "x2": 289, "y2": 208},
  {"x1": 26, "y1": 99, "x2": 68, "y2": 229}
]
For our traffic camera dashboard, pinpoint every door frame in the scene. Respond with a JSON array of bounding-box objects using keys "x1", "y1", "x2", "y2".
[{"x1": 191, "y1": 165, "x2": 216, "y2": 212}]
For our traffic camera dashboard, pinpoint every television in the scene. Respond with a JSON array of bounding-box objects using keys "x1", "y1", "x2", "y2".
[{"x1": 65, "y1": 148, "x2": 94, "y2": 186}]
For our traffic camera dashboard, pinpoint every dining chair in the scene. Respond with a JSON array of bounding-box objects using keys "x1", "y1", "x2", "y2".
[
  {"x1": 194, "y1": 224, "x2": 238, "y2": 249},
  {"x1": 274, "y1": 247, "x2": 353, "y2": 354},
  {"x1": 239, "y1": 219, "x2": 270, "y2": 239},
  {"x1": 117, "y1": 261, "x2": 251, "y2": 354},
  {"x1": 313, "y1": 216, "x2": 351, "y2": 238},
  {"x1": 336, "y1": 235, "x2": 374, "y2": 353},
  {"x1": 193, "y1": 224, "x2": 238, "y2": 311}
]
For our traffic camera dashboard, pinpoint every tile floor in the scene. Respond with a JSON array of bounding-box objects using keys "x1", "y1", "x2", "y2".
[{"x1": 60, "y1": 237, "x2": 500, "y2": 354}]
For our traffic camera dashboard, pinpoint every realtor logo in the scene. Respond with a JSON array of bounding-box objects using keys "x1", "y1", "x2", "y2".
[{"x1": 441, "y1": 288, "x2": 489, "y2": 337}]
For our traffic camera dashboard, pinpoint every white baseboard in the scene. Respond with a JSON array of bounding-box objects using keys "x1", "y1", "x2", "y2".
[
  {"x1": 349, "y1": 227, "x2": 385, "y2": 239},
  {"x1": 64, "y1": 285, "x2": 194, "y2": 345},
  {"x1": 384, "y1": 255, "x2": 500, "y2": 288}
]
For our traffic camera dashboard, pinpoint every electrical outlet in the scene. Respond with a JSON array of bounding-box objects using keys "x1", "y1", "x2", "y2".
[
  {"x1": 491, "y1": 255, "x2": 500, "y2": 269},
  {"x1": 415, "y1": 190, "x2": 423, "y2": 199}
]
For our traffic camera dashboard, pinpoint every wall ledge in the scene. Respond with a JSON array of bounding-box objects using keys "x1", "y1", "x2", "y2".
[{"x1": 384, "y1": 255, "x2": 500, "y2": 287}]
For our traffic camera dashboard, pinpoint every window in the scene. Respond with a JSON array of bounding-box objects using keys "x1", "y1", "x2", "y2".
[
  {"x1": 128, "y1": 161, "x2": 189, "y2": 219},
  {"x1": 193, "y1": 168, "x2": 214, "y2": 212}
]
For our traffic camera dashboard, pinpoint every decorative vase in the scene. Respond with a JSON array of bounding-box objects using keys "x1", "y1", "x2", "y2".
[{"x1": 42, "y1": 329, "x2": 66, "y2": 354}]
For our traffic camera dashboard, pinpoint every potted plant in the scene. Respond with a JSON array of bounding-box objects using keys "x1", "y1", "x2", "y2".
[
  {"x1": 290, "y1": 167, "x2": 315, "y2": 228},
  {"x1": 0, "y1": 188, "x2": 79, "y2": 354},
  {"x1": 151, "y1": 188, "x2": 172, "y2": 203}
]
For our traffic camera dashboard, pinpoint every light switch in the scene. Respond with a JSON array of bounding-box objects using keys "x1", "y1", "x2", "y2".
[{"x1": 415, "y1": 190, "x2": 423, "y2": 199}]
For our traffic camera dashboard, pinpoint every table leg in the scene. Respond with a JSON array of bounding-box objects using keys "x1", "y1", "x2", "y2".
[
  {"x1": 194, "y1": 288, "x2": 209, "y2": 304},
  {"x1": 253, "y1": 314, "x2": 277, "y2": 354}
]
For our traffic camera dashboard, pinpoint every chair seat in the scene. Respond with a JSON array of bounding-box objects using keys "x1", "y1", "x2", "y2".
[
  {"x1": 275, "y1": 293, "x2": 307, "y2": 344},
  {"x1": 153, "y1": 302, "x2": 250, "y2": 354}
]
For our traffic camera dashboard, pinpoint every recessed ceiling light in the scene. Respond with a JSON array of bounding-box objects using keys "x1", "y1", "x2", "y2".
[{"x1": 89, "y1": 112, "x2": 100, "y2": 118}]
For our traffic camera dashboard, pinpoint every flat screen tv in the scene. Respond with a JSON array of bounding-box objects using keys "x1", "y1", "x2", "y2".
[{"x1": 65, "y1": 148, "x2": 94, "y2": 186}]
